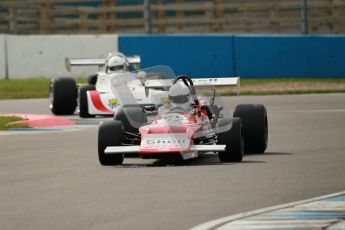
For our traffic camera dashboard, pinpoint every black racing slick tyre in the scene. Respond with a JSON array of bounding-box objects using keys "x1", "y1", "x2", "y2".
[
  {"x1": 49, "y1": 77, "x2": 77, "y2": 115},
  {"x1": 233, "y1": 104, "x2": 268, "y2": 154},
  {"x1": 98, "y1": 120, "x2": 124, "y2": 165},
  {"x1": 114, "y1": 107, "x2": 147, "y2": 133},
  {"x1": 217, "y1": 117, "x2": 244, "y2": 162},
  {"x1": 79, "y1": 84, "x2": 96, "y2": 118}
]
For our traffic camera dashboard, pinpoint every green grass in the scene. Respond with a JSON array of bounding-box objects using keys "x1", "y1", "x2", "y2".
[
  {"x1": 0, "y1": 78, "x2": 86, "y2": 100},
  {"x1": 0, "y1": 78, "x2": 344, "y2": 99},
  {"x1": 240, "y1": 78, "x2": 345, "y2": 85},
  {"x1": 0, "y1": 78, "x2": 50, "y2": 99},
  {"x1": 219, "y1": 78, "x2": 345, "y2": 95},
  {"x1": 220, "y1": 89, "x2": 345, "y2": 96},
  {"x1": 0, "y1": 116, "x2": 29, "y2": 130}
]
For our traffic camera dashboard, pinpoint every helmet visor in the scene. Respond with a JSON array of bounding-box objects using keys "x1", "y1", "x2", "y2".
[
  {"x1": 109, "y1": 65, "x2": 124, "y2": 72},
  {"x1": 169, "y1": 94, "x2": 190, "y2": 104}
]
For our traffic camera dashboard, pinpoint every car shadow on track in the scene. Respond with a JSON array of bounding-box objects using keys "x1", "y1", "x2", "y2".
[
  {"x1": 257, "y1": 152, "x2": 294, "y2": 156},
  {"x1": 117, "y1": 152, "x2": 294, "y2": 168},
  {"x1": 150, "y1": 152, "x2": 293, "y2": 166},
  {"x1": 118, "y1": 153, "x2": 271, "y2": 168}
]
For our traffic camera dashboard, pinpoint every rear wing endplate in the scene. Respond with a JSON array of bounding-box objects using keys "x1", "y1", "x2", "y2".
[{"x1": 144, "y1": 77, "x2": 240, "y2": 95}]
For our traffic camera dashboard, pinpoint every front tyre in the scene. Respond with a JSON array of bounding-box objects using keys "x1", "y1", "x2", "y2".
[
  {"x1": 79, "y1": 84, "x2": 95, "y2": 118},
  {"x1": 217, "y1": 118, "x2": 244, "y2": 162},
  {"x1": 114, "y1": 107, "x2": 147, "y2": 133},
  {"x1": 49, "y1": 77, "x2": 77, "y2": 115},
  {"x1": 88, "y1": 74, "x2": 98, "y2": 85},
  {"x1": 233, "y1": 104, "x2": 268, "y2": 154},
  {"x1": 98, "y1": 120, "x2": 124, "y2": 165}
]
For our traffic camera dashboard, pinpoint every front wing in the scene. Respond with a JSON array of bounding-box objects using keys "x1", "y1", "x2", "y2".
[{"x1": 104, "y1": 145, "x2": 226, "y2": 160}]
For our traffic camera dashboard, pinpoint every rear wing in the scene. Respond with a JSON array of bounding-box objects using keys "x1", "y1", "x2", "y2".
[
  {"x1": 144, "y1": 77, "x2": 240, "y2": 95},
  {"x1": 65, "y1": 55, "x2": 141, "y2": 72}
]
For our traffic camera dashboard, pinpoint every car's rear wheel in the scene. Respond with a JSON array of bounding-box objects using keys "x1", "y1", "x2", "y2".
[
  {"x1": 217, "y1": 117, "x2": 244, "y2": 162},
  {"x1": 114, "y1": 107, "x2": 147, "y2": 133},
  {"x1": 49, "y1": 77, "x2": 77, "y2": 115},
  {"x1": 233, "y1": 104, "x2": 268, "y2": 154},
  {"x1": 79, "y1": 84, "x2": 95, "y2": 118},
  {"x1": 98, "y1": 120, "x2": 124, "y2": 165}
]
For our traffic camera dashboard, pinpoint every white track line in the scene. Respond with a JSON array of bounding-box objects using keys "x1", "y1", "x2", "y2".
[
  {"x1": 190, "y1": 190, "x2": 345, "y2": 230},
  {"x1": 0, "y1": 125, "x2": 96, "y2": 135}
]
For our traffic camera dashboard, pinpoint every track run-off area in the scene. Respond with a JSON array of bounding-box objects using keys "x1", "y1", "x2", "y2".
[{"x1": 0, "y1": 94, "x2": 345, "y2": 230}]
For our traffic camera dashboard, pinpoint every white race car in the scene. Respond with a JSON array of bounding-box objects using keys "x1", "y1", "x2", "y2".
[{"x1": 49, "y1": 52, "x2": 162, "y2": 117}]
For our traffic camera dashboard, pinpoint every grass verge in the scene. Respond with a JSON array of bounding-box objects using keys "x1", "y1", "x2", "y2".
[
  {"x1": 0, "y1": 78, "x2": 86, "y2": 100},
  {"x1": 220, "y1": 89, "x2": 345, "y2": 96},
  {"x1": 0, "y1": 116, "x2": 29, "y2": 130},
  {"x1": 0, "y1": 78, "x2": 344, "y2": 99},
  {"x1": 239, "y1": 78, "x2": 345, "y2": 85},
  {"x1": 0, "y1": 78, "x2": 51, "y2": 99}
]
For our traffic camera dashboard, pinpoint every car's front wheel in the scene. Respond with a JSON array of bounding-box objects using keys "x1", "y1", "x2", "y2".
[
  {"x1": 217, "y1": 117, "x2": 244, "y2": 162},
  {"x1": 79, "y1": 84, "x2": 95, "y2": 118},
  {"x1": 98, "y1": 120, "x2": 124, "y2": 165},
  {"x1": 114, "y1": 107, "x2": 147, "y2": 133}
]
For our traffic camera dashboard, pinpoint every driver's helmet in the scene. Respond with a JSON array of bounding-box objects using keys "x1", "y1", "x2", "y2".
[
  {"x1": 106, "y1": 55, "x2": 128, "y2": 73},
  {"x1": 168, "y1": 83, "x2": 191, "y2": 104}
]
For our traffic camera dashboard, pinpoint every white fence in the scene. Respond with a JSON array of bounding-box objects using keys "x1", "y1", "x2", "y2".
[{"x1": 0, "y1": 34, "x2": 119, "y2": 79}]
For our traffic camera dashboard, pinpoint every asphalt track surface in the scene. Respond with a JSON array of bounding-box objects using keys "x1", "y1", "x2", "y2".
[{"x1": 1, "y1": 94, "x2": 345, "y2": 230}]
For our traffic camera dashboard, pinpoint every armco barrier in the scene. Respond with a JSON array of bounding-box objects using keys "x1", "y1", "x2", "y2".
[
  {"x1": 119, "y1": 35, "x2": 235, "y2": 77},
  {"x1": 119, "y1": 34, "x2": 345, "y2": 78}
]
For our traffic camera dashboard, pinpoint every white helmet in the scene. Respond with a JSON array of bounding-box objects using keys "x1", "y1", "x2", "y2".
[
  {"x1": 168, "y1": 83, "x2": 191, "y2": 104},
  {"x1": 106, "y1": 55, "x2": 128, "y2": 73}
]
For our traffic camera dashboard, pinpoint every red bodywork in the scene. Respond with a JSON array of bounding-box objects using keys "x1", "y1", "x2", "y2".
[
  {"x1": 138, "y1": 108, "x2": 209, "y2": 158},
  {"x1": 88, "y1": 90, "x2": 113, "y2": 113}
]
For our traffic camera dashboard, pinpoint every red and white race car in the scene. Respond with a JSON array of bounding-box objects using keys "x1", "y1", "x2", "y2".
[{"x1": 98, "y1": 66, "x2": 268, "y2": 165}]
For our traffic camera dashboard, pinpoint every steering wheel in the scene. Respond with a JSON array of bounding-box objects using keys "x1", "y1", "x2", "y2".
[{"x1": 172, "y1": 75, "x2": 200, "y2": 106}]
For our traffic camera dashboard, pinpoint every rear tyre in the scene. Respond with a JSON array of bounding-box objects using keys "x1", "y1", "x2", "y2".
[
  {"x1": 49, "y1": 77, "x2": 77, "y2": 115},
  {"x1": 217, "y1": 118, "x2": 244, "y2": 162},
  {"x1": 98, "y1": 120, "x2": 124, "y2": 165},
  {"x1": 233, "y1": 104, "x2": 268, "y2": 154},
  {"x1": 114, "y1": 107, "x2": 147, "y2": 133},
  {"x1": 79, "y1": 84, "x2": 95, "y2": 118}
]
